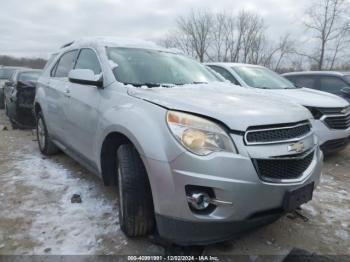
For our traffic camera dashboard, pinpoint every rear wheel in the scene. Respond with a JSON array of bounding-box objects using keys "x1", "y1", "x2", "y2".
[
  {"x1": 117, "y1": 144, "x2": 155, "y2": 237},
  {"x1": 36, "y1": 111, "x2": 59, "y2": 155},
  {"x1": 0, "y1": 91, "x2": 4, "y2": 109}
]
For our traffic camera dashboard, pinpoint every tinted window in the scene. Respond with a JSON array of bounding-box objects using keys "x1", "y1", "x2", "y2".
[
  {"x1": 75, "y1": 49, "x2": 101, "y2": 75},
  {"x1": 209, "y1": 66, "x2": 240, "y2": 85},
  {"x1": 54, "y1": 50, "x2": 78, "y2": 78},
  {"x1": 286, "y1": 75, "x2": 317, "y2": 89},
  {"x1": 344, "y1": 75, "x2": 350, "y2": 84},
  {"x1": 19, "y1": 71, "x2": 41, "y2": 82},
  {"x1": 319, "y1": 76, "x2": 347, "y2": 94}
]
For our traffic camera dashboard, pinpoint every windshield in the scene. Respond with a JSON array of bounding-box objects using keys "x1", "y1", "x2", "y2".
[
  {"x1": 232, "y1": 66, "x2": 296, "y2": 89},
  {"x1": 107, "y1": 47, "x2": 219, "y2": 87},
  {"x1": 19, "y1": 71, "x2": 41, "y2": 82},
  {"x1": 0, "y1": 68, "x2": 16, "y2": 80}
]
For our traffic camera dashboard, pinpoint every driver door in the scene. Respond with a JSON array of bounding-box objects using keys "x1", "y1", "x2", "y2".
[{"x1": 63, "y1": 48, "x2": 103, "y2": 163}]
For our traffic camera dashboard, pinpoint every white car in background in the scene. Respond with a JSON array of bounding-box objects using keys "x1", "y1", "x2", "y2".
[{"x1": 206, "y1": 63, "x2": 350, "y2": 154}]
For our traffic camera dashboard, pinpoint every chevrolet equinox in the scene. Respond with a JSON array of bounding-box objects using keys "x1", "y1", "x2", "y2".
[{"x1": 35, "y1": 37, "x2": 323, "y2": 245}]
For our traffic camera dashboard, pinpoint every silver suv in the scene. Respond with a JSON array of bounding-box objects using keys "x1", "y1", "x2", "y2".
[
  {"x1": 35, "y1": 37, "x2": 322, "y2": 245},
  {"x1": 207, "y1": 63, "x2": 350, "y2": 154}
]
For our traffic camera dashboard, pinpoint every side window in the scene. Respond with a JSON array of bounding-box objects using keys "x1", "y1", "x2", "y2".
[
  {"x1": 209, "y1": 66, "x2": 240, "y2": 85},
  {"x1": 54, "y1": 50, "x2": 78, "y2": 78},
  {"x1": 319, "y1": 76, "x2": 347, "y2": 94},
  {"x1": 75, "y1": 49, "x2": 102, "y2": 75},
  {"x1": 288, "y1": 76, "x2": 317, "y2": 89}
]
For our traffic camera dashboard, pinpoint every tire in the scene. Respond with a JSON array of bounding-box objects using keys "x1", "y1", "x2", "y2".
[
  {"x1": 10, "y1": 119, "x2": 19, "y2": 129},
  {"x1": 0, "y1": 90, "x2": 4, "y2": 109},
  {"x1": 117, "y1": 144, "x2": 155, "y2": 237},
  {"x1": 36, "y1": 111, "x2": 59, "y2": 155}
]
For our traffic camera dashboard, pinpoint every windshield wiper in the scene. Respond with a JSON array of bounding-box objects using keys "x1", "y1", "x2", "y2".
[
  {"x1": 192, "y1": 81, "x2": 208, "y2": 84},
  {"x1": 123, "y1": 82, "x2": 175, "y2": 88}
]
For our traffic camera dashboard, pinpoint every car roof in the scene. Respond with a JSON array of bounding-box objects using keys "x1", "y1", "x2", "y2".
[
  {"x1": 283, "y1": 71, "x2": 350, "y2": 77},
  {"x1": 60, "y1": 37, "x2": 181, "y2": 54}
]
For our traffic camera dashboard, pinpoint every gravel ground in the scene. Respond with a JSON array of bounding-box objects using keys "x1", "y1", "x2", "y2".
[{"x1": 0, "y1": 110, "x2": 349, "y2": 259}]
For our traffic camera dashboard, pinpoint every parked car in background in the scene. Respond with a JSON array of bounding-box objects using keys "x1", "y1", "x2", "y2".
[
  {"x1": 0, "y1": 66, "x2": 25, "y2": 109},
  {"x1": 282, "y1": 71, "x2": 350, "y2": 103},
  {"x1": 4, "y1": 69, "x2": 42, "y2": 128},
  {"x1": 35, "y1": 37, "x2": 322, "y2": 245},
  {"x1": 207, "y1": 63, "x2": 350, "y2": 154}
]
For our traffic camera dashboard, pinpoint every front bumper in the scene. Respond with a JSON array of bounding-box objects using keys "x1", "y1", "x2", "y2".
[
  {"x1": 144, "y1": 136, "x2": 323, "y2": 245},
  {"x1": 311, "y1": 119, "x2": 350, "y2": 153}
]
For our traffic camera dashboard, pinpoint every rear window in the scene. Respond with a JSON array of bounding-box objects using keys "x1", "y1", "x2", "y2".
[
  {"x1": 0, "y1": 68, "x2": 16, "y2": 80},
  {"x1": 19, "y1": 71, "x2": 41, "y2": 82}
]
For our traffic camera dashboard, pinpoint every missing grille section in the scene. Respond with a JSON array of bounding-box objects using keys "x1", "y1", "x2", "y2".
[
  {"x1": 245, "y1": 122, "x2": 311, "y2": 144},
  {"x1": 253, "y1": 151, "x2": 314, "y2": 182}
]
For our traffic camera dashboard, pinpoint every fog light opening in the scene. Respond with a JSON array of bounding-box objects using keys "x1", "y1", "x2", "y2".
[{"x1": 185, "y1": 185, "x2": 216, "y2": 214}]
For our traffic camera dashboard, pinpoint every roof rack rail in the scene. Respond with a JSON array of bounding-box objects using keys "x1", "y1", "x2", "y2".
[{"x1": 60, "y1": 41, "x2": 74, "y2": 49}]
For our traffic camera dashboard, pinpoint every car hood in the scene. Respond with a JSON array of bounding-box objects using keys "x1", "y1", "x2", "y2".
[
  {"x1": 256, "y1": 87, "x2": 349, "y2": 108},
  {"x1": 128, "y1": 83, "x2": 312, "y2": 131}
]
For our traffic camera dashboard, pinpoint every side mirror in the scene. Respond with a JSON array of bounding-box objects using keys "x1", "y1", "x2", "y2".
[
  {"x1": 68, "y1": 69, "x2": 103, "y2": 88},
  {"x1": 340, "y1": 87, "x2": 350, "y2": 97}
]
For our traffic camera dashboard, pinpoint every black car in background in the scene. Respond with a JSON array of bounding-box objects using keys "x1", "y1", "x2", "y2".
[
  {"x1": 0, "y1": 66, "x2": 25, "y2": 109},
  {"x1": 4, "y1": 69, "x2": 42, "y2": 128},
  {"x1": 283, "y1": 71, "x2": 350, "y2": 102}
]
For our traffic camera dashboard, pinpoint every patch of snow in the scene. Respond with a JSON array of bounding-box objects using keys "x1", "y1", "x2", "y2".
[{"x1": 1, "y1": 147, "x2": 121, "y2": 255}]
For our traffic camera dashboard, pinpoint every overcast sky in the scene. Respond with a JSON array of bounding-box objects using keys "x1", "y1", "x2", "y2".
[{"x1": 0, "y1": 0, "x2": 308, "y2": 58}]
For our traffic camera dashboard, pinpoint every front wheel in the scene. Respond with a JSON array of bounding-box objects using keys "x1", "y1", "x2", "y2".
[
  {"x1": 117, "y1": 144, "x2": 155, "y2": 237},
  {"x1": 36, "y1": 111, "x2": 59, "y2": 155}
]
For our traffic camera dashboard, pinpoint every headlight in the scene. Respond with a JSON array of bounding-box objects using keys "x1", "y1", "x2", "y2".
[{"x1": 166, "y1": 111, "x2": 237, "y2": 156}]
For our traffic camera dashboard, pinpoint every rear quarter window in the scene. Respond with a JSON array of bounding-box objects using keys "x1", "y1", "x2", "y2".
[{"x1": 52, "y1": 50, "x2": 78, "y2": 78}]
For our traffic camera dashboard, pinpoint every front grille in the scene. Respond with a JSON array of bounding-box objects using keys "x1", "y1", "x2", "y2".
[
  {"x1": 245, "y1": 122, "x2": 311, "y2": 144},
  {"x1": 321, "y1": 137, "x2": 350, "y2": 153},
  {"x1": 318, "y1": 107, "x2": 350, "y2": 115},
  {"x1": 324, "y1": 114, "x2": 350, "y2": 130},
  {"x1": 253, "y1": 151, "x2": 314, "y2": 182}
]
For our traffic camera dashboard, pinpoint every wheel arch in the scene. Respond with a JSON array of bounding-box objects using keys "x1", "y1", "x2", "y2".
[{"x1": 100, "y1": 131, "x2": 136, "y2": 186}]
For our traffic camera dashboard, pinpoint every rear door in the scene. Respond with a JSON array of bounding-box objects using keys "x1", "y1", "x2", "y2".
[
  {"x1": 45, "y1": 50, "x2": 78, "y2": 140},
  {"x1": 63, "y1": 48, "x2": 103, "y2": 162}
]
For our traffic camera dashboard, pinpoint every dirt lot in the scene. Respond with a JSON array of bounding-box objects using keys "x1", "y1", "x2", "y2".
[{"x1": 0, "y1": 110, "x2": 349, "y2": 259}]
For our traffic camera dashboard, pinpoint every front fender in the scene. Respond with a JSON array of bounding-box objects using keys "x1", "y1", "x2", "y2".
[{"x1": 95, "y1": 100, "x2": 185, "y2": 173}]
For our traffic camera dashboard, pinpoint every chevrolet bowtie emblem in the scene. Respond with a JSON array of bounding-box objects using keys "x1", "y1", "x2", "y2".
[{"x1": 288, "y1": 142, "x2": 305, "y2": 153}]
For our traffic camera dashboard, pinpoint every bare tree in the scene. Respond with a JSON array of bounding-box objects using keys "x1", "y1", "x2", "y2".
[
  {"x1": 176, "y1": 10, "x2": 213, "y2": 62},
  {"x1": 210, "y1": 12, "x2": 235, "y2": 62},
  {"x1": 272, "y1": 34, "x2": 296, "y2": 71},
  {"x1": 304, "y1": 0, "x2": 350, "y2": 70}
]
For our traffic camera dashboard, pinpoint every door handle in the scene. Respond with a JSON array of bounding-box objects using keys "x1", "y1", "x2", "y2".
[{"x1": 64, "y1": 89, "x2": 71, "y2": 98}]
